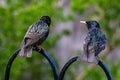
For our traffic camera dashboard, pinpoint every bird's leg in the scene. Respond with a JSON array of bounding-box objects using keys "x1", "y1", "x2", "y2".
[
  {"x1": 37, "y1": 45, "x2": 44, "y2": 50},
  {"x1": 33, "y1": 45, "x2": 44, "y2": 52},
  {"x1": 96, "y1": 56, "x2": 102, "y2": 62}
]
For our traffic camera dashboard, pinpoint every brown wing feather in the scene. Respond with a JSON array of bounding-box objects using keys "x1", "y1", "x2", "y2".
[{"x1": 22, "y1": 23, "x2": 48, "y2": 47}]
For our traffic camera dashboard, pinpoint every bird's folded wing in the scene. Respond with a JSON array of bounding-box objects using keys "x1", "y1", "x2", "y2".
[{"x1": 22, "y1": 24, "x2": 48, "y2": 47}]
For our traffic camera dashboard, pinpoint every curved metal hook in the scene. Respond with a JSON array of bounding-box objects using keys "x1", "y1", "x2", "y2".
[
  {"x1": 5, "y1": 48, "x2": 59, "y2": 80},
  {"x1": 59, "y1": 56, "x2": 112, "y2": 80},
  {"x1": 98, "y1": 60, "x2": 112, "y2": 80},
  {"x1": 33, "y1": 47, "x2": 59, "y2": 80},
  {"x1": 5, "y1": 49, "x2": 20, "y2": 80},
  {"x1": 59, "y1": 56, "x2": 78, "y2": 80}
]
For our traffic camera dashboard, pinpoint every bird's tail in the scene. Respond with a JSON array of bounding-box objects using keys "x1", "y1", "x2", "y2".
[
  {"x1": 18, "y1": 46, "x2": 32, "y2": 57},
  {"x1": 77, "y1": 52, "x2": 98, "y2": 64}
]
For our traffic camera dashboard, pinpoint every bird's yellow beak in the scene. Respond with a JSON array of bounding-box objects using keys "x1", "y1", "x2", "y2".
[{"x1": 80, "y1": 21, "x2": 86, "y2": 24}]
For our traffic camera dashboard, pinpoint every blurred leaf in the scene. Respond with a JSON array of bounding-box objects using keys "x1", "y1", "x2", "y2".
[{"x1": 62, "y1": 29, "x2": 71, "y2": 36}]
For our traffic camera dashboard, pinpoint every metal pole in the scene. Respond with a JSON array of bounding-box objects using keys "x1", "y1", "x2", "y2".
[
  {"x1": 59, "y1": 56, "x2": 78, "y2": 80},
  {"x1": 5, "y1": 47, "x2": 59, "y2": 80},
  {"x1": 33, "y1": 47, "x2": 59, "y2": 80},
  {"x1": 98, "y1": 60, "x2": 112, "y2": 80},
  {"x1": 59, "y1": 56, "x2": 112, "y2": 80},
  {"x1": 5, "y1": 49, "x2": 20, "y2": 80}
]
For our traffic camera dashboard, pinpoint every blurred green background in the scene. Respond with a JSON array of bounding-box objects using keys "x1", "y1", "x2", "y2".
[{"x1": 0, "y1": 0, "x2": 120, "y2": 80}]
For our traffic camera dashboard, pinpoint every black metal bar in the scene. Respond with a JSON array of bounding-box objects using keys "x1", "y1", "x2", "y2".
[
  {"x1": 4, "y1": 47, "x2": 112, "y2": 80},
  {"x1": 5, "y1": 49, "x2": 20, "y2": 80},
  {"x1": 59, "y1": 56, "x2": 112, "y2": 80},
  {"x1": 33, "y1": 47, "x2": 59, "y2": 80},
  {"x1": 98, "y1": 60, "x2": 112, "y2": 80},
  {"x1": 59, "y1": 56, "x2": 78, "y2": 80},
  {"x1": 5, "y1": 48, "x2": 59, "y2": 80}
]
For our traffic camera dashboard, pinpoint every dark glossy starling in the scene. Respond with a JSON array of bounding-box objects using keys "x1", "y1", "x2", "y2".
[
  {"x1": 18, "y1": 16, "x2": 51, "y2": 57},
  {"x1": 78, "y1": 20, "x2": 107, "y2": 63}
]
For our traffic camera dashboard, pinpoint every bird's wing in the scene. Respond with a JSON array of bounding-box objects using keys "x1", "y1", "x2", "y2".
[
  {"x1": 93, "y1": 31, "x2": 107, "y2": 56},
  {"x1": 97, "y1": 30, "x2": 107, "y2": 49},
  {"x1": 100, "y1": 33, "x2": 107, "y2": 46},
  {"x1": 22, "y1": 22, "x2": 49, "y2": 47}
]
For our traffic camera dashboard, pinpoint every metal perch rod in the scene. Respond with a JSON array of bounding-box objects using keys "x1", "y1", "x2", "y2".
[
  {"x1": 59, "y1": 56, "x2": 78, "y2": 80},
  {"x1": 98, "y1": 60, "x2": 112, "y2": 80},
  {"x1": 5, "y1": 49, "x2": 20, "y2": 80},
  {"x1": 59, "y1": 56, "x2": 112, "y2": 80},
  {"x1": 33, "y1": 47, "x2": 59, "y2": 80},
  {"x1": 5, "y1": 48, "x2": 112, "y2": 80},
  {"x1": 5, "y1": 47, "x2": 59, "y2": 80}
]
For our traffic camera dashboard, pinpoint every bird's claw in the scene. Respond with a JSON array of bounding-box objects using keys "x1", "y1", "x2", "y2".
[
  {"x1": 96, "y1": 56, "x2": 102, "y2": 62},
  {"x1": 33, "y1": 45, "x2": 44, "y2": 52}
]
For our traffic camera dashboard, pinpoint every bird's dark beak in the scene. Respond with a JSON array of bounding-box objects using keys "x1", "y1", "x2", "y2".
[{"x1": 80, "y1": 21, "x2": 86, "y2": 24}]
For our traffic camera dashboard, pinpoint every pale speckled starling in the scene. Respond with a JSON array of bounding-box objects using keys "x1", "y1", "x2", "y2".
[
  {"x1": 78, "y1": 20, "x2": 107, "y2": 63},
  {"x1": 18, "y1": 16, "x2": 51, "y2": 57}
]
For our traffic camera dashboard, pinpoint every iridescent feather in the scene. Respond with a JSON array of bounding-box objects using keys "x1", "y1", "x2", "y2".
[
  {"x1": 18, "y1": 16, "x2": 51, "y2": 57},
  {"x1": 78, "y1": 20, "x2": 107, "y2": 63}
]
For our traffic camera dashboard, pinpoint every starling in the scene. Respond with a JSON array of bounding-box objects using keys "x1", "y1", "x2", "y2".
[
  {"x1": 18, "y1": 16, "x2": 51, "y2": 57},
  {"x1": 78, "y1": 20, "x2": 107, "y2": 63}
]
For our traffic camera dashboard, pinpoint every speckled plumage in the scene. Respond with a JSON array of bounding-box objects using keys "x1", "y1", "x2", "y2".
[
  {"x1": 79, "y1": 20, "x2": 107, "y2": 63},
  {"x1": 18, "y1": 16, "x2": 51, "y2": 57},
  {"x1": 85, "y1": 28, "x2": 106, "y2": 55}
]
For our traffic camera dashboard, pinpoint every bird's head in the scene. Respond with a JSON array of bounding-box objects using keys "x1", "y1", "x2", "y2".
[
  {"x1": 40, "y1": 16, "x2": 51, "y2": 26},
  {"x1": 80, "y1": 20, "x2": 100, "y2": 30}
]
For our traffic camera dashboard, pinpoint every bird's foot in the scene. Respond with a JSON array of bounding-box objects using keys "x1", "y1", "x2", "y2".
[
  {"x1": 96, "y1": 56, "x2": 102, "y2": 62},
  {"x1": 33, "y1": 45, "x2": 44, "y2": 52}
]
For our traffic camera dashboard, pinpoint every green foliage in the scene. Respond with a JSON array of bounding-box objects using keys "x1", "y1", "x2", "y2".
[
  {"x1": 62, "y1": 29, "x2": 71, "y2": 36},
  {"x1": 110, "y1": 59, "x2": 120, "y2": 80},
  {"x1": 0, "y1": 0, "x2": 120, "y2": 80},
  {"x1": 0, "y1": 0, "x2": 64, "y2": 80},
  {"x1": 82, "y1": 66, "x2": 107, "y2": 80},
  {"x1": 71, "y1": 0, "x2": 120, "y2": 46},
  {"x1": 70, "y1": 0, "x2": 120, "y2": 80}
]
